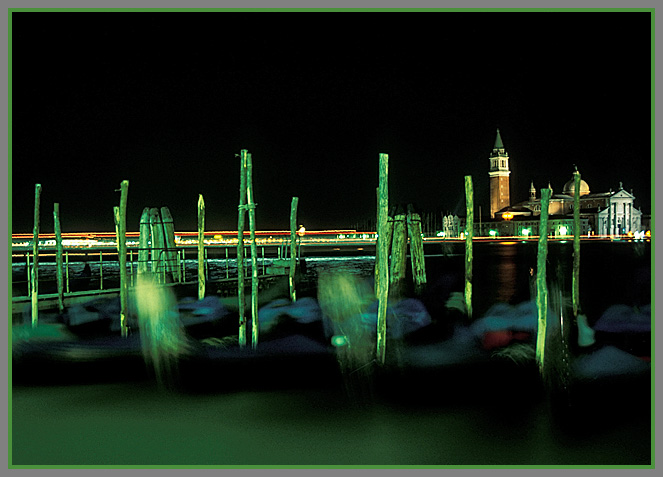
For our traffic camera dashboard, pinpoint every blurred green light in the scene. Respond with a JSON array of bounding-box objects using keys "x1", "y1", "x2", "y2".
[{"x1": 331, "y1": 335, "x2": 348, "y2": 347}]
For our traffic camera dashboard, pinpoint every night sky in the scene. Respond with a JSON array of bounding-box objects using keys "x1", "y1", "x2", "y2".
[{"x1": 10, "y1": 11, "x2": 652, "y2": 233}]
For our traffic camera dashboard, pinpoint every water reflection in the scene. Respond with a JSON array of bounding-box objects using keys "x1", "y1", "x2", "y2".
[{"x1": 494, "y1": 245, "x2": 518, "y2": 303}]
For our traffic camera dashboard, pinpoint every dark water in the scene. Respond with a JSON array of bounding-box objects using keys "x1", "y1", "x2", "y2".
[
  {"x1": 10, "y1": 242, "x2": 652, "y2": 466},
  {"x1": 10, "y1": 380, "x2": 651, "y2": 466}
]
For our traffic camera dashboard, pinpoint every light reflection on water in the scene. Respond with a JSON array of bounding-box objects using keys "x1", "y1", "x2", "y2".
[
  {"x1": 11, "y1": 242, "x2": 651, "y2": 317},
  {"x1": 494, "y1": 245, "x2": 518, "y2": 304}
]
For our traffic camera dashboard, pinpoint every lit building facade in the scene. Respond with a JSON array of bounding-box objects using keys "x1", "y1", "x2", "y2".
[
  {"x1": 483, "y1": 130, "x2": 644, "y2": 237},
  {"x1": 515, "y1": 177, "x2": 642, "y2": 236}
]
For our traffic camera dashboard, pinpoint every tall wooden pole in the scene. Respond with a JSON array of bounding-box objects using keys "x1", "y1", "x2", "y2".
[
  {"x1": 53, "y1": 202, "x2": 64, "y2": 313},
  {"x1": 289, "y1": 197, "x2": 299, "y2": 302},
  {"x1": 26, "y1": 252, "x2": 30, "y2": 297},
  {"x1": 407, "y1": 208, "x2": 427, "y2": 296},
  {"x1": 376, "y1": 153, "x2": 389, "y2": 364},
  {"x1": 536, "y1": 187, "x2": 551, "y2": 374},
  {"x1": 65, "y1": 251, "x2": 70, "y2": 293},
  {"x1": 389, "y1": 213, "x2": 408, "y2": 298},
  {"x1": 374, "y1": 187, "x2": 382, "y2": 296},
  {"x1": 572, "y1": 171, "x2": 581, "y2": 318},
  {"x1": 149, "y1": 208, "x2": 165, "y2": 280},
  {"x1": 464, "y1": 176, "x2": 474, "y2": 320},
  {"x1": 246, "y1": 152, "x2": 260, "y2": 349},
  {"x1": 375, "y1": 211, "x2": 395, "y2": 296},
  {"x1": 138, "y1": 207, "x2": 150, "y2": 276},
  {"x1": 197, "y1": 194, "x2": 205, "y2": 300},
  {"x1": 117, "y1": 180, "x2": 129, "y2": 338},
  {"x1": 31, "y1": 184, "x2": 41, "y2": 328},
  {"x1": 99, "y1": 250, "x2": 104, "y2": 290},
  {"x1": 181, "y1": 249, "x2": 186, "y2": 282},
  {"x1": 161, "y1": 206, "x2": 181, "y2": 283},
  {"x1": 237, "y1": 150, "x2": 248, "y2": 348}
]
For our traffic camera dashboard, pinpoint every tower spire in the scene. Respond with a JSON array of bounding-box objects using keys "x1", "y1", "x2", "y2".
[
  {"x1": 493, "y1": 128, "x2": 504, "y2": 150},
  {"x1": 488, "y1": 129, "x2": 510, "y2": 218}
]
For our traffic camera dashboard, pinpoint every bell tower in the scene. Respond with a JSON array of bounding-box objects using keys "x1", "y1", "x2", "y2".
[{"x1": 489, "y1": 128, "x2": 511, "y2": 218}]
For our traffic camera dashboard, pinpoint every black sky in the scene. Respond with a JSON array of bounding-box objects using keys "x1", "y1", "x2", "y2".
[{"x1": 10, "y1": 11, "x2": 652, "y2": 233}]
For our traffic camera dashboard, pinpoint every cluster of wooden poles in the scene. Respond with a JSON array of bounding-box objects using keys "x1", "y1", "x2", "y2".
[
  {"x1": 26, "y1": 152, "x2": 583, "y2": 372},
  {"x1": 373, "y1": 204, "x2": 427, "y2": 300},
  {"x1": 27, "y1": 183, "x2": 129, "y2": 335},
  {"x1": 25, "y1": 149, "x2": 302, "y2": 350},
  {"x1": 373, "y1": 153, "x2": 583, "y2": 374},
  {"x1": 229, "y1": 149, "x2": 299, "y2": 349}
]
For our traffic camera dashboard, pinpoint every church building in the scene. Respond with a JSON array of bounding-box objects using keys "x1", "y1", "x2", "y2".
[{"x1": 482, "y1": 129, "x2": 644, "y2": 237}]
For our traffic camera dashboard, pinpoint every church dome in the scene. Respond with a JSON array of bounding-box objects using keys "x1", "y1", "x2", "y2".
[{"x1": 562, "y1": 176, "x2": 590, "y2": 196}]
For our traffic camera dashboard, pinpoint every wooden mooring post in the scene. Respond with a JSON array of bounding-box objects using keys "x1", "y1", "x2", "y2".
[
  {"x1": 407, "y1": 206, "x2": 427, "y2": 296},
  {"x1": 237, "y1": 150, "x2": 248, "y2": 348},
  {"x1": 289, "y1": 197, "x2": 299, "y2": 302},
  {"x1": 374, "y1": 188, "x2": 394, "y2": 296},
  {"x1": 389, "y1": 213, "x2": 408, "y2": 298},
  {"x1": 53, "y1": 202, "x2": 64, "y2": 313},
  {"x1": 149, "y1": 208, "x2": 165, "y2": 280},
  {"x1": 129, "y1": 250, "x2": 134, "y2": 286},
  {"x1": 116, "y1": 180, "x2": 130, "y2": 338},
  {"x1": 376, "y1": 153, "x2": 389, "y2": 364},
  {"x1": 26, "y1": 252, "x2": 30, "y2": 296},
  {"x1": 373, "y1": 201, "x2": 396, "y2": 297},
  {"x1": 99, "y1": 250, "x2": 104, "y2": 290},
  {"x1": 138, "y1": 207, "x2": 150, "y2": 276},
  {"x1": 65, "y1": 251, "x2": 70, "y2": 293},
  {"x1": 198, "y1": 194, "x2": 206, "y2": 300},
  {"x1": 31, "y1": 184, "x2": 42, "y2": 328},
  {"x1": 374, "y1": 188, "x2": 379, "y2": 295},
  {"x1": 572, "y1": 170, "x2": 581, "y2": 318},
  {"x1": 246, "y1": 152, "x2": 259, "y2": 349},
  {"x1": 536, "y1": 187, "x2": 551, "y2": 374},
  {"x1": 464, "y1": 176, "x2": 474, "y2": 319},
  {"x1": 161, "y1": 206, "x2": 181, "y2": 283},
  {"x1": 181, "y1": 249, "x2": 186, "y2": 282}
]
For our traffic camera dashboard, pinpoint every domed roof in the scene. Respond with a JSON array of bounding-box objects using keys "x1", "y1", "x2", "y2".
[{"x1": 562, "y1": 176, "x2": 590, "y2": 196}]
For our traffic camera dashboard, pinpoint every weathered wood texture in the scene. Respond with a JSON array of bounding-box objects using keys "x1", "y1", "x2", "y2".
[
  {"x1": 53, "y1": 202, "x2": 64, "y2": 313},
  {"x1": 464, "y1": 176, "x2": 474, "y2": 319},
  {"x1": 161, "y1": 206, "x2": 181, "y2": 283},
  {"x1": 572, "y1": 171, "x2": 581, "y2": 318},
  {"x1": 289, "y1": 197, "x2": 299, "y2": 302},
  {"x1": 149, "y1": 208, "x2": 165, "y2": 280},
  {"x1": 237, "y1": 150, "x2": 248, "y2": 348},
  {"x1": 117, "y1": 180, "x2": 129, "y2": 337},
  {"x1": 536, "y1": 187, "x2": 551, "y2": 374},
  {"x1": 246, "y1": 152, "x2": 259, "y2": 349},
  {"x1": 407, "y1": 210, "x2": 427, "y2": 296},
  {"x1": 138, "y1": 207, "x2": 150, "y2": 276},
  {"x1": 197, "y1": 195, "x2": 206, "y2": 300},
  {"x1": 376, "y1": 153, "x2": 389, "y2": 364},
  {"x1": 389, "y1": 213, "x2": 408, "y2": 298},
  {"x1": 31, "y1": 184, "x2": 42, "y2": 327}
]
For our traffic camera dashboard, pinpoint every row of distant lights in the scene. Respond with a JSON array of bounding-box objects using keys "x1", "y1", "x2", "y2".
[
  {"x1": 337, "y1": 234, "x2": 373, "y2": 239},
  {"x1": 437, "y1": 228, "x2": 650, "y2": 239}
]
